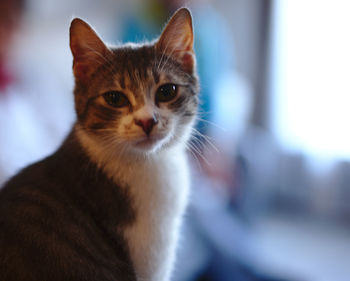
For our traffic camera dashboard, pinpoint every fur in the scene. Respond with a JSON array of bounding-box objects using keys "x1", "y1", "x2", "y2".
[
  {"x1": 77, "y1": 126, "x2": 190, "y2": 280},
  {"x1": 0, "y1": 8, "x2": 199, "y2": 281}
]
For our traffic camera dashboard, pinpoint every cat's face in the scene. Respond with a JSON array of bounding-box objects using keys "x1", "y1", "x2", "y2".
[{"x1": 70, "y1": 8, "x2": 198, "y2": 154}]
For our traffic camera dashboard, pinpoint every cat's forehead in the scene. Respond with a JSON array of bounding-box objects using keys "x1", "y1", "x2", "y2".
[
  {"x1": 111, "y1": 45, "x2": 156, "y2": 75},
  {"x1": 109, "y1": 45, "x2": 157, "y2": 91},
  {"x1": 96, "y1": 45, "x2": 185, "y2": 94}
]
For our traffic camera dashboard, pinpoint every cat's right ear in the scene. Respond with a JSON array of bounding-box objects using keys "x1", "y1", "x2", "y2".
[
  {"x1": 70, "y1": 18, "x2": 110, "y2": 83},
  {"x1": 156, "y1": 8, "x2": 195, "y2": 74}
]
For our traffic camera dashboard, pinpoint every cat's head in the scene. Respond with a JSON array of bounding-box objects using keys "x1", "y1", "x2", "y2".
[{"x1": 70, "y1": 8, "x2": 199, "y2": 156}]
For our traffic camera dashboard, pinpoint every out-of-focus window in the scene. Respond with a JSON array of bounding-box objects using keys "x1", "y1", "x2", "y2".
[{"x1": 271, "y1": 0, "x2": 350, "y2": 160}]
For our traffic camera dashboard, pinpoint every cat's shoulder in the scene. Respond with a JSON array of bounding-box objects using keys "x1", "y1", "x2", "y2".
[{"x1": 0, "y1": 156, "x2": 50, "y2": 197}]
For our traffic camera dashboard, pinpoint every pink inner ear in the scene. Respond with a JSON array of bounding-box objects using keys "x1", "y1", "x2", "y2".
[
  {"x1": 183, "y1": 34, "x2": 193, "y2": 51},
  {"x1": 71, "y1": 44, "x2": 90, "y2": 63},
  {"x1": 71, "y1": 44, "x2": 109, "y2": 82},
  {"x1": 73, "y1": 62, "x2": 90, "y2": 82},
  {"x1": 182, "y1": 52, "x2": 195, "y2": 73}
]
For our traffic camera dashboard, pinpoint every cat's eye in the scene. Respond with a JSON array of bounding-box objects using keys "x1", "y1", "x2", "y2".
[
  {"x1": 155, "y1": 84, "x2": 178, "y2": 103},
  {"x1": 103, "y1": 91, "x2": 129, "y2": 108}
]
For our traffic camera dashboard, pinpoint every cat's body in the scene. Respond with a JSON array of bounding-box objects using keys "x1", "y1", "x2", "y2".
[
  {"x1": 0, "y1": 133, "x2": 136, "y2": 281},
  {"x1": 77, "y1": 124, "x2": 190, "y2": 281},
  {"x1": 0, "y1": 8, "x2": 199, "y2": 281}
]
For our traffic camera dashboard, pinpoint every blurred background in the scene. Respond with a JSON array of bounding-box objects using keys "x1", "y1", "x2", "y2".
[{"x1": 1, "y1": 0, "x2": 350, "y2": 280}]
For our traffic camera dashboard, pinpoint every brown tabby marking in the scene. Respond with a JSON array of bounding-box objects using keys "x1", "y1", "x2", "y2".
[
  {"x1": 76, "y1": 44, "x2": 198, "y2": 140},
  {"x1": 0, "y1": 8, "x2": 199, "y2": 281}
]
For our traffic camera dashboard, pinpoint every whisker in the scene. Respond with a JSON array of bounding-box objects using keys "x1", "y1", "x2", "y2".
[
  {"x1": 188, "y1": 139, "x2": 211, "y2": 167},
  {"x1": 195, "y1": 117, "x2": 225, "y2": 132},
  {"x1": 184, "y1": 142, "x2": 202, "y2": 172},
  {"x1": 191, "y1": 127, "x2": 219, "y2": 152}
]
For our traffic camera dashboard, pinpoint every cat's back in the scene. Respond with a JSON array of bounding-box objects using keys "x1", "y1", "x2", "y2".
[{"x1": 0, "y1": 139, "x2": 136, "y2": 281}]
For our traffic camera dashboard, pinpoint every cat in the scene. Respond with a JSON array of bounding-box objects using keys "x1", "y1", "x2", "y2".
[{"x1": 0, "y1": 7, "x2": 199, "y2": 281}]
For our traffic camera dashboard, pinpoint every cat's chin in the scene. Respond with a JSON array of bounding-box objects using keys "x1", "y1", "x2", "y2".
[{"x1": 132, "y1": 135, "x2": 167, "y2": 152}]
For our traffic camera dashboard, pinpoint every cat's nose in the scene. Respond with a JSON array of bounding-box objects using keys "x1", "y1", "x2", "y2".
[{"x1": 135, "y1": 116, "x2": 158, "y2": 136}]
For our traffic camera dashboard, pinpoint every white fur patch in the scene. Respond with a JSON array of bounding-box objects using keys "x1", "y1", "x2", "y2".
[
  {"x1": 122, "y1": 148, "x2": 189, "y2": 281},
  {"x1": 76, "y1": 126, "x2": 190, "y2": 281}
]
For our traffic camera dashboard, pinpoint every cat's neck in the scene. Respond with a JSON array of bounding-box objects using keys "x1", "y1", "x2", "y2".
[
  {"x1": 74, "y1": 124, "x2": 185, "y2": 181},
  {"x1": 74, "y1": 124, "x2": 190, "y2": 281}
]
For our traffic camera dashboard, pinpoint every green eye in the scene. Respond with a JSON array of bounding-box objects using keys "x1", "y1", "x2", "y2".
[
  {"x1": 103, "y1": 91, "x2": 129, "y2": 108},
  {"x1": 155, "y1": 84, "x2": 177, "y2": 103}
]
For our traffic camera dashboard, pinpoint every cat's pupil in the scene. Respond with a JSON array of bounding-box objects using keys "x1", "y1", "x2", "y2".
[
  {"x1": 103, "y1": 91, "x2": 129, "y2": 108},
  {"x1": 155, "y1": 84, "x2": 177, "y2": 103}
]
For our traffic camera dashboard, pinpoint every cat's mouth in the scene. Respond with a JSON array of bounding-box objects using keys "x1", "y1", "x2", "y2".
[{"x1": 133, "y1": 135, "x2": 165, "y2": 150}]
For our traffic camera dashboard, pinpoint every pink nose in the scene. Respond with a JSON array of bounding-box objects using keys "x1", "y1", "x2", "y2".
[{"x1": 135, "y1": 117, "x2": 158, "y2": 136}]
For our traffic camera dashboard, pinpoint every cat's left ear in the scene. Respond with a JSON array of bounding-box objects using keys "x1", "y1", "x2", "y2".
[
  {"x1": 156, "y1": 8, "x2": 195, "y2": 74},
  {"x1": 70, "y1": 18, "x2": 111, "y2": 83}
]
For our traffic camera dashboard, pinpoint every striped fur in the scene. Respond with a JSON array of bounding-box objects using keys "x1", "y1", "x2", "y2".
[{"x1": 0, "y1": 8, "x2": 198, "y2": 281}]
